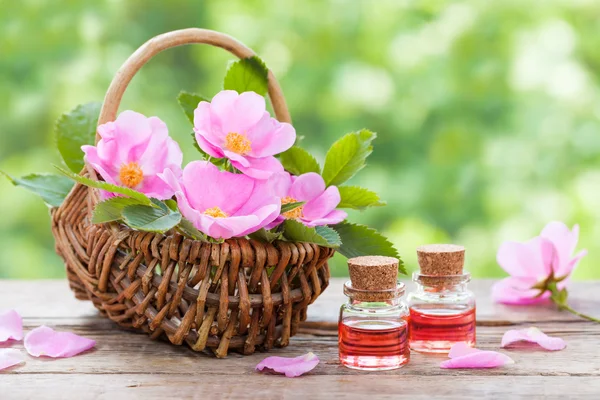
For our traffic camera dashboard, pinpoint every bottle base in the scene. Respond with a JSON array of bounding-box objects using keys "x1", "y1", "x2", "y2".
[
  {"x1": 410, "y1": 340, "x2": 475, "y2": 354},
  {"x1": 339, "y1": 354, "x2": 409, "y2": 371}
]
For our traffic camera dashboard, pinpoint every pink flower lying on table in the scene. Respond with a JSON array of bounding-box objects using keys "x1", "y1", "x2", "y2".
[
  {"x1": 501, "y1": 327, "x2": 566, "y2": 351},
  {"x1": 256, "y1": 352, "x2": 320, "y2": 377},
  {"x1": 82, "y1": 110, "x2": 183, "y2": 200},
  {"x1": 0, "y1": 309, "x2": 23, "y2": 342},
  {"x1": 24, "y1": 326, "x2": 96, "y2": 358},
  {"x1": 267, "y1": 172, "x2": 347, "y2": 228},
  {"x1": 159, "y1": 161, "x2": 281, "y2": 239},
  {"x1": 492, "y1": 221, "x2": 598, "y2": 322},
  {"x1": 440, "y1": 343, "x2": 514, "y2": 369},
  {"x1": 193, "y1": 90, "x2": 295, "y2": 179}
]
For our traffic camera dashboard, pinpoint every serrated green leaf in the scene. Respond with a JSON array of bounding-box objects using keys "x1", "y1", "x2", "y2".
[
  {"x1": 122, "y1": 204, "x2": 181, "y2": 233},
  {"x1": 55, "y1": 165, "x2": 155, "y2": 207},
  {"x1": 178, "y1": 91, "x2": 209, "y2": 124},
  {"x1": 338, "y1": 186, "x2": 386, "y2": 210},
  {"x1": 322, "y1": 129, "x2": 376, "y2": 186},
  {"x1": 282, "y1": 220, "x2": 340, "y2": 248},
  {"x1": 92, "y1": 197, "x2": 143, "y2": 224},
  {"x1": 280, "y1": 201, "x2": 305, "y2": 214},
  {"x1": 223, "y1": 56, "x2": 269, "y2": 96},
  {"x1": 1, "y1": 171, "x2": 74, "y2": 207},
  {"x1": 55, "y1": 102, "x2": 102, "y2": 173},
  {"x1": 248, "y1": 228, "x2": 283, "y2": 243},
  {"x1": 177, "y1": 218, "x2": 208, "y2": 241},
  {"x1": 279, "y1": 146, "x2": 321, "y2": 175},
  {"x1": 332, "y1": 222, "x2": 404, "y2": 274},
  {"x1": 315, "y1": 226, "x2": 342, "y2": 247}
]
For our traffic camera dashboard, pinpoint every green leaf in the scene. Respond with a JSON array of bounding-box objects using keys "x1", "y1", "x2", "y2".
[
  {"x1": 223, "y1": 56, "x2": 269, "y2": 96},
  {"x1": 177, "y1": 218, "x2": 208, "y2": 241},
  {"x1": 332, "y1": 222, "x2": 404, "y2": 274},
  {"x1": 55, "y1": 165, "x2": 155, "y2": 207},
  {"x1": 279, "y1": 146, "x2": 321, "y2": 175},
  {"x1": 315, "y1": 226, "x2": 342, "y2": 247},
  {"x1": 280, "y1": 201, "x2": 305, "y2": 214},
  {"x1": 1, "y1": 171, "x2": 74, "y2": 207},
  {"x1": 338, "y1": 186, "x2": 386, "y2": 210},
  {"x1": 282, "y1": 220, "x2": 340, "y2": 248},
  {"x1": 92, "y1": 197, "x2": 143, "y2": 224},
  {"x1": 248, "y1": 228, "x2": 283, "y2": 243},
  {"x1": 322, "y1": 129, "x2": 376, "y2": 186},
  {"x1": 122, "y1": 204, "x2": 182, "y2": 233},
  {"x1": 177, "y1": 91, "x2": 209, "y2": 124},
  {"x1": 55, "y1": 102, "x2": 102, "y2": 173}
]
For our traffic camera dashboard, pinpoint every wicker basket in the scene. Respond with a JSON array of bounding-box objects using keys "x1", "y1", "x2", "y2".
[{"x1": 51, "y1": 28, "x2": 334, "y2": 358}]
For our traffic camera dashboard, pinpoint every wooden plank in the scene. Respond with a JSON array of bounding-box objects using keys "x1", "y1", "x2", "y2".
[
  {"x1": 1, "y1": 375, "x2": 598, "y2": 400},
  {"x1": 3, "y1": 324, "x2": 598, "y2": 377}
]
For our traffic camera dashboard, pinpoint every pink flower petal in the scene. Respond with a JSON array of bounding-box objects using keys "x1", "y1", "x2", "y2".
[
  {"x1": 491, "y1": 277, "x2": 550, "y2": 305},
  {"x1": 24, "y1": 326, "x2": 95, "y2": 358},
  {"x1": 501, "y1": 327, "x2": 566, "y2": 351},
  {"x1": 0, "y1": 349, "x2": 24, "y2": 371},
  {"x1": 496, "y1": 237, "x2": 555, "y2": 280},
  {"x1": 0, "y1": 310, "x2": 23, "y2": 342},
  {"x1": 256, "y1": 352, "x2": 320, "y2": 378},
  {"x1": 448, "y1": 342, "x2": 479, "y2": 358},
  {"x1": 441, "y1": 344, "x2": 514, "y2": 369}
]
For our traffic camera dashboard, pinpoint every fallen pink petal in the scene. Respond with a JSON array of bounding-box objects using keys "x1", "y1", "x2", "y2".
[
  {"x1": 441, "y1": 343, "x2": 514, "y2": 369},
  {"x1": 0, "y1": 349, "x2": 24, "y2": 371},
  {"x1": 448, "y1": 342, "x2": 479, "y2": 358},
  {"x1": 501, "y1": 327, "x2": 566, "y2": 351},
  {"x1": 256, "y1": 352, "x2": 320, "y2": 377},
  {"x1": 0, "y1": 309, "x2": 23, "y2": 342},
  {"x1": 24, "y1": 326, "x2": 95, "y2": 358}
]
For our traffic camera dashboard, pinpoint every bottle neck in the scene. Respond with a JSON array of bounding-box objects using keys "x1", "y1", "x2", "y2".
[
  {"x1": 412, "y1": 271, "x2": 471, "y2": 294},
  {"x1": 414, "y1": 282, "x2": 469, "y2": 294},
  {"x1": 346, "y1": 296, "x2": 404, "y2": 310}
]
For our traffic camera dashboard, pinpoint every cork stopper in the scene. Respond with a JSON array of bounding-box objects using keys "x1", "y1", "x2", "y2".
[
  {"x1": 416, "y1": 244, "x2": 465, "y2": 287},
  {"x1": 347, "y1": 255, "x2": 399, "y2": 291},
  {"x1": 417, "y1": 244, "x2": 465, "y2": 275}
]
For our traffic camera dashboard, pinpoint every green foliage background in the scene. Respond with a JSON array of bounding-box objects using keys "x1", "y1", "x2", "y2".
[{"x1": 1, "y1": 0, "x2": 599, "y2": 279}]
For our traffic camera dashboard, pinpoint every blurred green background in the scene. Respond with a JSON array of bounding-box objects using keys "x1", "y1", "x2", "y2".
[{"x1": 1, "y1": 0, "x2": 599, "y2": 280}]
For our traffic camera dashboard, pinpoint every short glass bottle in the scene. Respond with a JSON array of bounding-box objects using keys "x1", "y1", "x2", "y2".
[
  {"x1": 407, "y1": 272, "x2": 476, "y2": 353},
  {"x1": 338, "y1": 281, "x2": 410, "y2": 370}
]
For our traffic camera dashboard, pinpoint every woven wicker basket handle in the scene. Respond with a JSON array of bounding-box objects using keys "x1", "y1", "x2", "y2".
[{"x1": 96, "y1": 28, "x2": 291, "y2": 143}]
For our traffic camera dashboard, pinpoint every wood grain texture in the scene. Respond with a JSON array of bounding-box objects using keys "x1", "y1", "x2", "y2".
[{"x1": 1, "y1": 279, "x2": 599, "y2": 399}]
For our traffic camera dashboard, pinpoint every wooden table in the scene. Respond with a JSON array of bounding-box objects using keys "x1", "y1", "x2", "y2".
[{"x1": 1, "y1": 279, "x2": 599, "y2": 399}]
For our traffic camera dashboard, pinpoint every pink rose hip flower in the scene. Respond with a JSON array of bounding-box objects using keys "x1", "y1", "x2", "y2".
[
  {"x1": 82, "y1": 110, "x2": 183, "y2": 200},
  {"x1": 267, "y1": 172, "x2": 347, "y2": 228},
  {"x1": 193, "y1": 90, "x2": 296, "y2": 179},
  {"x1": 159, "y1": 161, "x2": 281, "y2": 239},
  {"x1": 492, "y1": 222, "x2": 586, "y2": 305},
  {"x1": 493, "y1": 221, "x2": 599, "y2": 323}
]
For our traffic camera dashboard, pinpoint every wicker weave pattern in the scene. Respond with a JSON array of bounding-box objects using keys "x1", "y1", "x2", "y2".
[
  {"x1": 49, "y1": 28, "x2": 334, "y2": 357},
  {"x1": 52, "y1": 183, "x2": 333, "y2": 357}
]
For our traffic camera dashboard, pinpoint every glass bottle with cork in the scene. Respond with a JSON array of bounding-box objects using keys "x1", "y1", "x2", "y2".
[
  {"x1": 338, "y1": 255, "x2": 410, "y2": 370},
  {"x1": 407, "y1": 244, "x2": 476, "y2": 353}
]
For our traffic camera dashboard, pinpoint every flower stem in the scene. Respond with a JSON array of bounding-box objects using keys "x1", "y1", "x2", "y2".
[
  {"x1": 556, "y1": 303, "x2": 600, "y2": 323},
  {"x1": 547, "y1": 281, "x2": 600, "y2": 323}
]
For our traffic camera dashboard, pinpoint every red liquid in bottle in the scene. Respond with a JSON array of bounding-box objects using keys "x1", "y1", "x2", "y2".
[
  {"x1": 339, "y1": 318, "x2": 410, "y2": 370},
  {"x1": 409, "y1": 306, "x2": 476, "y2": 353}
]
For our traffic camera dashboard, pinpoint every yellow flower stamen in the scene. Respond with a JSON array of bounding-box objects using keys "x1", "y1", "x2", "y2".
[
  {"x1": 281, "y1": 196, "x2": 303, "y2": 219},
  {"x1": 204, "y1": 206, "x2": 228, "y2": 218},
  {"x1": 225, "y1": 132, "x2": 252, "y2": 155},
  {"x1": 119, "y1": 162, "x2": 144, "y2": 188}
]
